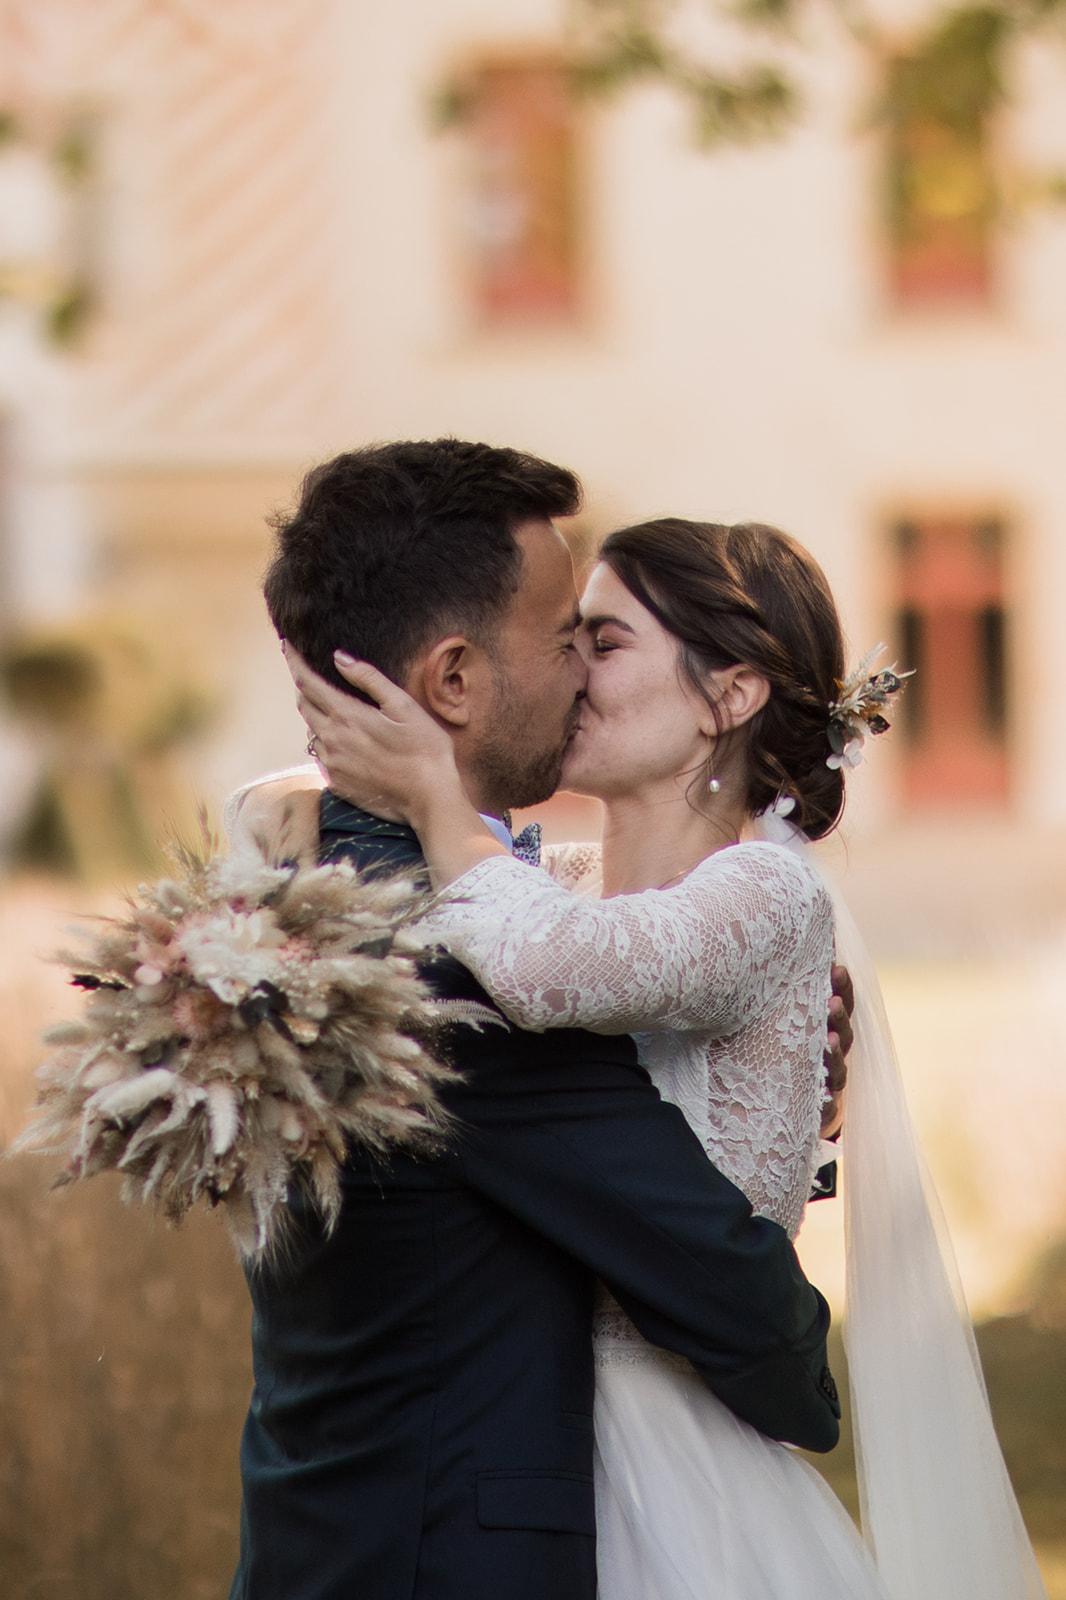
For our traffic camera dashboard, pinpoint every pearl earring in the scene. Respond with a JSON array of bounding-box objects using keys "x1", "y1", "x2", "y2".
[{"x1": 707, "y1": 735, "x2": 722, "y2": 794}]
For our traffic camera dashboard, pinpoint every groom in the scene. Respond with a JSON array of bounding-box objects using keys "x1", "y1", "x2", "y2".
[{"x1": 229, "y1": 439, "x2": 844, "y2": 1600}]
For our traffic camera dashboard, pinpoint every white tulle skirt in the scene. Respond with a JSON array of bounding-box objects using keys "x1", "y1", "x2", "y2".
[{"x1": 594, "y1": 1352, "x2": 892, "y2": 1600}]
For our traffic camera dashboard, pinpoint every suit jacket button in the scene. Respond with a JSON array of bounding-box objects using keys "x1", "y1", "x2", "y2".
[{"x1": 819, "y1": 1366, "x2": 839, "y2": 1407}]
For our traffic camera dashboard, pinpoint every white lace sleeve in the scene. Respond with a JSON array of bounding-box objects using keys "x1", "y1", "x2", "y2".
[
  {"x1": 422, "y1": 841, "x2": 832, "y2": 1037},
  {"x1": 223, "y1": 765, "x2": 323, "y2": 845},
  {"x1": 540, "y1": 840, "x2": 602, "y2": 891}
]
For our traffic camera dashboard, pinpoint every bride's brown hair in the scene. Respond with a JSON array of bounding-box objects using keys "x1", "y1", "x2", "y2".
[{"x1": 598, "y1": 518, "x2": 847, "y2": 842}]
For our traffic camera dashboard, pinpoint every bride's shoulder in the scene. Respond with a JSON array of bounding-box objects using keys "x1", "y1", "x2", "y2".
[{"x1": 690, "y1": 839, "x2": 831, "y2": 917}]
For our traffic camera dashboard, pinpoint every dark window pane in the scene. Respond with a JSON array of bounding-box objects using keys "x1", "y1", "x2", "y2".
[
  {"x1": 897, "y1": 608, "x2": 925, "y2": 739},
  {"x1": 464, "y1": 59, "x2": 580, "y2": 324},
  {"x1": 894, "y1": 520, "x2": 921, "y2": 556},
  {"x1": 980, "y1": 605, "x2": 1007, "y2": 737},
  {"x1": 884, "y1": 54, "x2": 995, "y2": 308},
  {"x1": 889, "y1": 512, "x2": 1010, "y2": 805},
  {"x1": 974, "y1": 518, "x2": 1004, "y2": 558}
]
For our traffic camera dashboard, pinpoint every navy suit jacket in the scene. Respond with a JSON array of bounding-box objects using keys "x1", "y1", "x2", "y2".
[{"x1": 230, "y1": 795, "x2": 839, "y2": 1600}]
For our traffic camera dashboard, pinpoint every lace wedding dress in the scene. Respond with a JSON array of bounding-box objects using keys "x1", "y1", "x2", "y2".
[{"x1": 423, "y1": 838, "x2": 896, "y2": 1600}]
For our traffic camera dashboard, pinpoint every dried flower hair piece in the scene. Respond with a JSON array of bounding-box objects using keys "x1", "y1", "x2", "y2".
[
  {"x1": 15, "y1": 813, "x2": 464, "y2": 1261},
  {"x1": 826, "y1": 644, "x2": 914, "y2": 771}
]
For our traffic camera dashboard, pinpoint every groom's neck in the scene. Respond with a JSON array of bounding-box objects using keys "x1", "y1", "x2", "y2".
[
  {"x1": 454, "y1": 767, "x2": 505, "y2": 824},
  {"x1": 449, "y1": 755, "x2": 509, "y2": 825}
]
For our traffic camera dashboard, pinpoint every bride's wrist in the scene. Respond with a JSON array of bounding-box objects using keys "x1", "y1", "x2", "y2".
[
  {"x1": 408, "y1": 776, "x2": 510, "y2": 888},
  {"x1": 405, "y1": 765, "x2": 467, "y2": 837}
]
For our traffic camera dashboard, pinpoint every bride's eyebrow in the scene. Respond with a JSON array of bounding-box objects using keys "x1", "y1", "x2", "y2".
[{"x1": 581, "y1": 613, "x2": 636, "y2": 635}]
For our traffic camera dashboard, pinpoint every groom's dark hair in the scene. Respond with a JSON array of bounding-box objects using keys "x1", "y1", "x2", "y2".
[{"x1": 263, "y1": 438, "x2": 581, "y2": 688}]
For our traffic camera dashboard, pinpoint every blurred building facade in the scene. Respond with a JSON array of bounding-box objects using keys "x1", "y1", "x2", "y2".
[
  {"x1": 2, "y1": 0, "x2": 1066, "y2": 909},
  {"x1": 2, "y1": 1, "x2": 1065, "y2": 838}
]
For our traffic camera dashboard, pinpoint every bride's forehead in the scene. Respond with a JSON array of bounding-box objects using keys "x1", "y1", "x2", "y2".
[{"x1": 579, "y1": 564, "x2": 651, "y2": 628}]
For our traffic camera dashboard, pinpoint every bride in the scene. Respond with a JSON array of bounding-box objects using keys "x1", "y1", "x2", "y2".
[{"x1": 241, "y1": 517, "x2": 1046, "y2": 1600}]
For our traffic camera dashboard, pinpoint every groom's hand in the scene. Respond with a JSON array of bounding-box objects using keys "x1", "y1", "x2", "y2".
[{"x1": 821, "y1": 963, "x2": 854, "y2": 1137}]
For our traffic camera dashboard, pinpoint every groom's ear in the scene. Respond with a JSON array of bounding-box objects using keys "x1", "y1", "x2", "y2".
[{"x1": 411, "y1": 634, "x2": 490, "y2": 729}]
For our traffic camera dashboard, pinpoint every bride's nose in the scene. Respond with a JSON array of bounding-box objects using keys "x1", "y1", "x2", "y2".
[
  {"x1": 574, "y1": 631, "x2": 596, "y2": 670},
  {"x1": 570, "y1": 645, "x2": 591, "y2": 690}
]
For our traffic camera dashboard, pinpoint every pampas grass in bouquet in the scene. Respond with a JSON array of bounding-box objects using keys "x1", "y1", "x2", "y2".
[{"x1": 14, "y1": 811, "x2": 461, "y2": 1260}]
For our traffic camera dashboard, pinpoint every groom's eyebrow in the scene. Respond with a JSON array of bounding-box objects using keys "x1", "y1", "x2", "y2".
[{"x1": 558, "y1": 608, "x2": 582, "y2": 635}]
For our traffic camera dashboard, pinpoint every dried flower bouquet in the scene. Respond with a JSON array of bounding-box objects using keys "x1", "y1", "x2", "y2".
[{"x1": 15, "y1": 820, "x2": 458, "y2": 1260}]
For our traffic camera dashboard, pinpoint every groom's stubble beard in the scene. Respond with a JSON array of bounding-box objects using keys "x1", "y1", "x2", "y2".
[{"x1": 468, "y1": 655, "x2": 578, "y2": 815}]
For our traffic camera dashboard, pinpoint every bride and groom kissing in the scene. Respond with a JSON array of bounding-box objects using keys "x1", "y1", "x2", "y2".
[{"x1": 225, "y1": 438, "x2": 1046, "y2": 1600}]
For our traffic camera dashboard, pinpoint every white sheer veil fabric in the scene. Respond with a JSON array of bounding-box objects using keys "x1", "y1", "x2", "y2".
[{"x1": 756, "y1": 811, "x2": 1047, "y2": 1600}]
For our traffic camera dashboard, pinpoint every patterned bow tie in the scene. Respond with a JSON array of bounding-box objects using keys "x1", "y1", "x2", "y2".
[{"x1": 511, "y1": 822, "x2": 542, "y2": 867}]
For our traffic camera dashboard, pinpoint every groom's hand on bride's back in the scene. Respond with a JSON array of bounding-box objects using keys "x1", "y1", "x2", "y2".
[{"x1": 821, "y1": 964, "x2": 854, "y2": 1137}]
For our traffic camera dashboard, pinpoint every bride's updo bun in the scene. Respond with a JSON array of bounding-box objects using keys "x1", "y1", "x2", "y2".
[{"x1": 598, "y1": 519, "x2": 848, "y2": 842}]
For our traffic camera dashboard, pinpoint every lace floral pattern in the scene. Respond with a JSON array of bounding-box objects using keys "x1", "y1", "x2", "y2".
[{"x1": 422, "y1": 840, "x2": 834, "y2": 1365}]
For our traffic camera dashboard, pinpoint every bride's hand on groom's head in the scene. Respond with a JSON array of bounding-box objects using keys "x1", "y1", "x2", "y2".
[
  {"x1": 282, "y1": 643, "x2": 459, "y2": 824},
  {"x1": 821, "y1": 964, "x2": 854, "y2": 1137}
]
